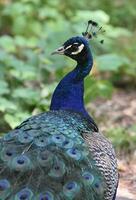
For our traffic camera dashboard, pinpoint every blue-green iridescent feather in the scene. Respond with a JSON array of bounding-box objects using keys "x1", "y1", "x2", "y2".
[{"x1": 0, "y1": 111, "x2": 106, "y2": 200}]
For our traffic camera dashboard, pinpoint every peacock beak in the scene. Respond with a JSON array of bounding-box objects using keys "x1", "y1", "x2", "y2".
[{"x1": 51, "y1": 46, "x2": 65, "y2": 55}]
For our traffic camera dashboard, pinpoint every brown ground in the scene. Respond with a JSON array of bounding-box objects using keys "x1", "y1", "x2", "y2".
[
  {"x1": 117, "y1": 160, "x2": 136, "y2": 200},
  {"x1": 89, "y1": 90, "x2": 136, "y2": 132},
  {"x1": 88, "y1": 90, "x2": 136, "y2": 200}
]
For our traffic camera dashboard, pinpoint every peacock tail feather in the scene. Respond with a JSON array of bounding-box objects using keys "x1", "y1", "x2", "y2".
[{"x1": 0, "y1": 110, "x2": 117, "y2": 200}]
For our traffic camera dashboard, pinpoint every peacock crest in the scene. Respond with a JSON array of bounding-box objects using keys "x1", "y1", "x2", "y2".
[{"x1": 82, "y1": 20, "x2": 105, "y2": 43}]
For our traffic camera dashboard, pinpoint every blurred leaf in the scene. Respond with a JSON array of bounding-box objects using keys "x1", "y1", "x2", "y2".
[
  {"x1": 0, "y1": 35, "x2": 15, "y2": 52},
  {"x1": 74, "y1": 10, "x2": 110, "y2": 23},
  {"x1": 38, "y1": 7, "x2": 59, "y2": 19},
  {"x1": 107, "y1": 127, "x2": 136, "y2": 153},
  {"x1": 0, "y1": 80, "x2": 10, "y2": 95},
  {"x1": 12, "y1": 87, "x2": 41, "y2": 106},
  {"x1": 106, "y1": 26, "x2": 132, "y2": 38},
  {"x1": 0, "y1": 98, "x2": 17, "y2": 112},
  {"x1": 14, "y1": 36, "x2": 38, "y2": 48},
  {"x1": 96, "y1": 54, "x2": 130, "y2": 71},
  {"x1": 85, "y1": 78, "x2": 113, "y2": 103}
]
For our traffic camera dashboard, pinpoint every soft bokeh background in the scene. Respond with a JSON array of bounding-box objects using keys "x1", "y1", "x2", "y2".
[{"x1": 0, "y1": 0, "x2": 136, "y2": 198}]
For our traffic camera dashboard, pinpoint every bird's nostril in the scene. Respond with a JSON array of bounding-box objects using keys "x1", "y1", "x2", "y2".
[{"x1": 58, "y1": 48, "x2": 63, "y2": 51}]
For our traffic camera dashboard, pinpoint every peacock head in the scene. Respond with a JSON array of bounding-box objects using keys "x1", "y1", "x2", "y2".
[
  {"x1": 51, "y1": 20, "x2": 105, "y2": 62},
  {"x1": 52, "y1": 36, "x2": 90, "y2": 62}
]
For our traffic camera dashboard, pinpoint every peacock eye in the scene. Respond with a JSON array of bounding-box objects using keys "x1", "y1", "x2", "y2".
[
  {"x1": 71, "y1": 44, "x2": 79, "y2": 52},
  {"x1": 65, "y1": 43, "x2": 79, "y2": 53}
]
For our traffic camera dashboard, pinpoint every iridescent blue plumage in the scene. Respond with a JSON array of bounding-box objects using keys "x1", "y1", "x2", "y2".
[
  {"x1": 0, "y1": 34, "x2": 118, "y2": 200},
  {"x1": 50, "y1": 37, "x2": 96, "y2": 127}
]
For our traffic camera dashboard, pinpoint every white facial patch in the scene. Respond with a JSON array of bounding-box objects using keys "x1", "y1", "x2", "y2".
[
  {"x1": 71, "y1": 44, "x2": 84, "y2": 55},
  {"x1": 65, "y1": 45, "x2": 72, "y2": 50},
  {"x1": 65, "y1": 43, "x2": 79, "y2": 50}
]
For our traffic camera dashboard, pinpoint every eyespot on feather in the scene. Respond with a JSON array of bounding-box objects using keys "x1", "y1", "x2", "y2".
[
  {"x1": 34, "y1": 135, "x2": 48, "y2": 147},
  {"x1": 0, "y1": 179, "x2": 10, "y2": 191},
  {"x1": 1, "y1": 147, "x2": 17, "y2": 162},
  {"x1": 38, "y1": 150, "x2": 53, "y2": 167},
  {"x1": 37, "y1": 191, "x2": 54, "y2": 200},
  {"x1": 9, "y1": 155, "x2": 32, "y2": 172},
  {"x1": 63, "y1": 181, "x2": 80, "y2": 199},
  {"x1": 15, "y1": 188, "x2": 34, "y2": 200},
  {"x1": 18, "y1": 132, "x2": 34, "y2": 144},
  {"x1": 82, "y1": 171, "x2": 94, "y2": 185},
  {"x1": 66, "y1": 148, "x2": 82, "y2": 160},
  {"x1": 62, "y1": 139, "x2": 74, "y2": 149},
  {"x1": 48, "y1": 160, "x2": 66, "y2": 178},
  {"x1": 51, "y1": 134, "x2": 65, "y2": 146}
]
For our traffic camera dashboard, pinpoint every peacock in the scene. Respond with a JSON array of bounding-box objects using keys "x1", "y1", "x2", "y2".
[{"x1": 0, "y1": 21, "x2": 118, "y2": 200}]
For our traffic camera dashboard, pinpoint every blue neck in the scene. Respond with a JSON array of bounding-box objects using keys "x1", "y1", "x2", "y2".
[{"x1": 50, "y1": 50, "x2": 93, "y2": 120}]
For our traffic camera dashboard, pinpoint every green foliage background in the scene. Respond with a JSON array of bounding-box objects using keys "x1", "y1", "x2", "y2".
[{"x1": 0, "y1": 0, "x2": 136, "y2": 136}]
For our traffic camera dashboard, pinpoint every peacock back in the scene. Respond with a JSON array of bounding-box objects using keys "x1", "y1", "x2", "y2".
[{"x1": 0, "y1": 110, "x2": 109, "y2": 200}]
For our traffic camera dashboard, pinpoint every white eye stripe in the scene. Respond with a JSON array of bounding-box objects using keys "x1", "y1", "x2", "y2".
[
  {"x1": 71, "y1": 44, "x2": 84, "y2": 55},
  {"x1": 65, "y1": 45, "x2": 72, "y2": 50},
  {"x1": 65, "y1": 43, "x2": 79, "y2": 50}
]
